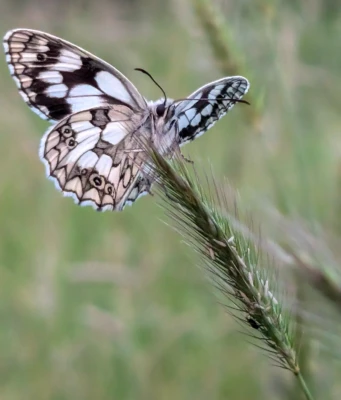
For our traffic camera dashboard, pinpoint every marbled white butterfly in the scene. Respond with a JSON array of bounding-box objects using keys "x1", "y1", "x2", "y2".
[{"x1": 3, "y1": 29, "x2": 250, "y2": 211}]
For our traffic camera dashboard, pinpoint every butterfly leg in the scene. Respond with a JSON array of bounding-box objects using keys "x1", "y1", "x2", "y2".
[
  {"x1": 146, "y1": 187, "x2": 154, "y2": 196},
  {"x1": 179, "y1": 152, "x2": 194, "y2": 164},
  {"x1": 173, "y1": 143, "x2": 194, "y2": 164}
]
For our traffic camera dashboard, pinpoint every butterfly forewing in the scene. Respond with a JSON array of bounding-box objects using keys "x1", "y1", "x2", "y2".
[
  {"x1": 40, "y1": 105, "x2": 151, "y2": 211},
  {"x1": 3, "y1": 29, "x2": 147, "y2": 121},
  {"x1": 173, "y1": 76, "x2": 249, "y2": 145}
]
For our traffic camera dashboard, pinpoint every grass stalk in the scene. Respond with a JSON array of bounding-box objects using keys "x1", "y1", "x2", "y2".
[
  {"x1": 292, "y1": 251, "x2": 341, "y2": 311},
  {"x1": 297, "y1": 372, "x2": 314, "y2": 400},
  {"x1": 266, "y1": 211, "x2": 341, "y2": 313},
  {"x1": 146, "y1": 147, "x2": 315, "y2": 400},
  {"x1": 293, "y1": 277, "x2": 313, "y2": 400}
]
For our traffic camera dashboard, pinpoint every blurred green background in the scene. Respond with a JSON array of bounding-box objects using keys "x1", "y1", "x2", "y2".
[{"x1": 0, "y1": 0, "x2": 340, "y2": 399}]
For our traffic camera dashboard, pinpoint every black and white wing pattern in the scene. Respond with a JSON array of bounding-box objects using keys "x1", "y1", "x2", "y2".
[
  {"x1": 3, "y1": 29, "x2": 147, "y2": 121},
  {"x1": 40, "y1": 105, "x2": 152, "y2": 211},
  {"x1": 172, "y1": 76, "x2": 249, "y2": 145},
  {"x1": 3, "y1": 28, "x2": 251, "y2": 212}
]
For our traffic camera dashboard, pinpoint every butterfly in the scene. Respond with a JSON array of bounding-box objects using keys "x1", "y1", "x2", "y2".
[{"x1": 3, "y1": 28, "x2": 250, "y2": 211}]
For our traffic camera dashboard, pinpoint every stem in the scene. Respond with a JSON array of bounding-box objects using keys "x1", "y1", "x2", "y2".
[{"x1": 296, "y1": 372, "x2": 314, "y2": 400}]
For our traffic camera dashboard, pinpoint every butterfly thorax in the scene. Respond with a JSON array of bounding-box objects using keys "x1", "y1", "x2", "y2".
[{"x1": 147, "y1": 98, "x2": 178, "y2": 155}]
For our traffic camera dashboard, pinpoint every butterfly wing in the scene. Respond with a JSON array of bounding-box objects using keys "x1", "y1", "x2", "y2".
[
  {"x1": 3, "y1": 29, "x2": 147, "y2": 121},
  {"x1": 40, "y1": 105, "x2": 152, "y2": 211},
  {"x1": 172, "y1": 76, "x2": 249, "y2": 145}
]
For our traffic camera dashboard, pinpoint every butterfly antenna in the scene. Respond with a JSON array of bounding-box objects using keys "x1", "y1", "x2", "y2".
[
  {"x1": 135, "y1": 68, "x2": 167, "y2": 106},
  {"x1": 172, "y1": 97, "x2": 250, "y2": 105}
]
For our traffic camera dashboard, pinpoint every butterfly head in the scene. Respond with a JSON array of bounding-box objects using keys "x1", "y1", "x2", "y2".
[
  {"x1": 156, "y1": 102, "x2": 166, "y2": 117},
  {"x1": 149, "y1": 98, "x2": 175, "y2": 118}
]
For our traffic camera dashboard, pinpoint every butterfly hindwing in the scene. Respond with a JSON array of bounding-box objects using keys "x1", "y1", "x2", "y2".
[
  {"x1": 40, "y1": 105, "x2": 151, "y2": 211},
  {"x1": 3, "y1": 29, "x2": 146, "y2": 121},
  {"x1": 172, "y1": 76, "x2": 249, "y2": 145}
]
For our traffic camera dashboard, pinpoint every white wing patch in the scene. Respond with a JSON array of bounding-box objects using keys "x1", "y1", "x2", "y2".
[
  {"x1": 38, "y1": 70, "x2": 63, "y2": 84},
  {"x1": 45, "y1": 83, "x2": 68, "y2": 98},
  {"x1": 39, "y1": 105, "x2": 152, "y2": 211},
  {"x1": 94, "y1": 71, "x2": 136, "y2": 105},
  {"x1": 102, "y1": 122, "x2": 128, "y2": 145}
]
